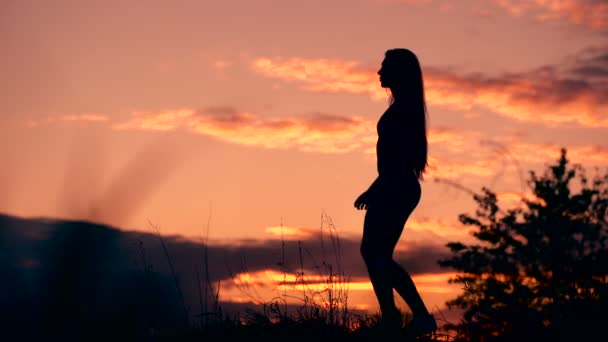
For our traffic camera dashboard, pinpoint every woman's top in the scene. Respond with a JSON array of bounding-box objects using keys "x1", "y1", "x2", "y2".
[
  {"x1": 376, "y1": 102, "x2": 421, "y2": 183},
  {"x1": 365, "y1": 101, "x2": 423, "y2": 210}
]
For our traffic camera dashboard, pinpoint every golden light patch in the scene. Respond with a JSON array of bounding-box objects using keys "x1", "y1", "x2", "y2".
[
  {"x1": 264, "y1": 226, "x2": 312, "y2": 238},
  {"x1": 229, "y1": 270, "x2": 457, "y2": 293},
  {"x1": 406, "y1": 219, "x2": 471, "y2": 237},
  {"x1": 497, "y1": 191, "x2": 539, "y2": 205}
]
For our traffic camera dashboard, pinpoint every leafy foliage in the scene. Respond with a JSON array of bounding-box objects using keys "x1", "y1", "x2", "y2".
[{"x1": 439, "y1": 148, "x2": 608, "y2": 341}]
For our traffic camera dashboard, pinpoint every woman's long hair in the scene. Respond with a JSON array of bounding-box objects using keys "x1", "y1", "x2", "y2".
[{"x1": 384, "y1": 48, "x2": 428, "y2": 180}]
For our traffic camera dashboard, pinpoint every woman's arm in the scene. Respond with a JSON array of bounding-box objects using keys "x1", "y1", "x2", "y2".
[{"x1": 354, "y1": 177, "x2": 381, "y2": 210}]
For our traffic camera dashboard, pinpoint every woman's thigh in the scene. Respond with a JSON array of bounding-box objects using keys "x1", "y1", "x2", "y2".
[
  {"x1": 361, "y1": 205, "x2": 411, "y2": 258},
  {"x1": 361, "y1": 179, "x2": 421, "y2": 257}
]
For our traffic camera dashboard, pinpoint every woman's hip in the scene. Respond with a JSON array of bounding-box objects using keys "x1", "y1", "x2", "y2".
[{"x1": 371, "y1": 179, "x2": 421, "y2": 211}]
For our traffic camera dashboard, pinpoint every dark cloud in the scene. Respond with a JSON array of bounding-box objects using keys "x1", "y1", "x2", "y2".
[
  {"x1": 195, "y1": 106, "x2": 256, "y2": 128},
  {"x1": 425, "y1": 45, "x2": 608, "y2": 126},
  {"x1": 568, "y1": 46, "x2": 608, "y2": 79},
  {"x1": 573, "y1": 65, "x2": 608, "y2": 78}
]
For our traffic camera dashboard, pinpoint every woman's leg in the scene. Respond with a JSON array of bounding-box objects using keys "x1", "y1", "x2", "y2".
[
  {"x1": 360, "y1": 187, "x2": 430, "y2": 319},
  {"x1": 360, "y1": 205, "x2": 408, "y2": 320},
  {"x1": 389, "y1": 260, "x2": 430, "y2": 317}
]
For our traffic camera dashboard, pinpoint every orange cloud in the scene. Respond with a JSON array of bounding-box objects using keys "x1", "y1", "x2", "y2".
[
  {"x1": 252, "y1": 47, "x2": 608, "y2": 127},
  {"x1": 189, "y1": 108, "x2": 375, "y2": 153},
  {"x1": 113, "y1": 106, "x2": 470, "y2": 156},
  {"x1": 227, "y1": 270, "x2": 456, "y2": 295},
  {"x1": 113, "y1": 107, "x2": 375, "y2": 153},
  {"x1": 495, "y1": 0, "x2": 608, "y2": 30},
  {"x1": 219, "y1": 268, "x2": 458, "y2": 318}
]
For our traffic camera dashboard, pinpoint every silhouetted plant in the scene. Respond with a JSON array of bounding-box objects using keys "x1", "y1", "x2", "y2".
[
  {"x1": 225, "y1": 211, "x2": 354, "y2": 331},
  {"x1": 439, "y1": 148, "x2": 608, "y2": 341}
]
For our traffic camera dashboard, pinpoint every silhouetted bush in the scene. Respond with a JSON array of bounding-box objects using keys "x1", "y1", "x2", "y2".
[{"x1": 439, "y1": 148, "x2": 608, "y2": 341}]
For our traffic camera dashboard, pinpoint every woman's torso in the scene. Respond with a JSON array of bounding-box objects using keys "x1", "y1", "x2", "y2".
[{"x1": 374, "y1": 104, "x2": 421, "y2": 204}]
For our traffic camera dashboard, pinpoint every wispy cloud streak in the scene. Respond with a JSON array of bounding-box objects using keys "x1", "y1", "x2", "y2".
[{"x1": 27, "y1": 114, "x2": 110, "y2": 127}]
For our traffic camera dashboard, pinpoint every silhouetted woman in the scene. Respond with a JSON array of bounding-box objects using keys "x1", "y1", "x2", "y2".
[{"x1": 354, "y1": 48, "x2": 437, "y2": 336}]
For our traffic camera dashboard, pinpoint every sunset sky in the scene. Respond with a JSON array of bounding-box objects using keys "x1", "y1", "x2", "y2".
[{"x1": 2, "y1": 0, "x2": 607, "y2": 319}]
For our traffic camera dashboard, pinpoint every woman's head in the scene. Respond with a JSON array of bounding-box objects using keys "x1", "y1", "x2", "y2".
[
  {"x1": 378, "y1": 48, "x2": 425, "y2": 102},
  {"x1": 378, "y1": 48, "x2": 428, "y2": 180}
]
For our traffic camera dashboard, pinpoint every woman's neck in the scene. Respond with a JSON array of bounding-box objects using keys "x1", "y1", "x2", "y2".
[
  {"x1": 390, "y1": 96, "x2": 408, "y2": 107},
  {"x1": 390, "y1": 89, "x2": 409, "y2": 103}
]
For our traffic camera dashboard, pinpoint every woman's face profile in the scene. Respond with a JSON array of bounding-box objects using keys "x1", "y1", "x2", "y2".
[{"x1": 378, "y1": 58, "x2": 395, "y2": 89}]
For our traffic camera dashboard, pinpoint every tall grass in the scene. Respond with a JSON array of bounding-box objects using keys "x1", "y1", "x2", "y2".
[{"x1": 148, "y1": 211, "x2": 454, "y2": 341}]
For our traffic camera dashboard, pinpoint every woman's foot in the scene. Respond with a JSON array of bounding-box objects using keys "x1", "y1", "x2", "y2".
[
  {"x1": 407, "y1": 314, "x2": 437, "y2": 336},
  {"x1": 378, "y1": 309, "x2": 403, "y2": 335}
]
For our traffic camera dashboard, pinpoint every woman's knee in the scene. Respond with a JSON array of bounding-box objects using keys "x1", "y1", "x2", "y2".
[
  {"x1": 365, "y1": 256, "x2": 393, "y2": 274},
  {"x1": 360, "y1": 242, "x2": 375, "y2": 263},
  {"x1": 360, "y1": 245, "x2": 391, "y2": 269}
]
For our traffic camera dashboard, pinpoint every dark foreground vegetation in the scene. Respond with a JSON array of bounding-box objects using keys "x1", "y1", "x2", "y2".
[
  {"x1": 1, "y1": 148, "x2": 605, "y2": 341},
  {"x1": 0, "y1": 211, "x2": 448, "y2": 341},
  {"x1": 439, "y1": 148, "x2": 608, "y2": 341}
]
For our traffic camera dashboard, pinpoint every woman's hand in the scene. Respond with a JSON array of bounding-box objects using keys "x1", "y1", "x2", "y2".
[{"x1": 354, "y1": 191, "x2": 372, "y2": 210}]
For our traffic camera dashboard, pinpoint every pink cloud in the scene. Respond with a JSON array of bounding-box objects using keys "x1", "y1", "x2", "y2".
[
  {"x1": 506, "y1": 142, "x2": 608, "y2": 166},
  {"x1": 252, "y1": 46, "x2": 608, "y2": 127},
  {"x1": 253, "y1": 58, "x2": 386, "y2": 100},
  {"x1": 494, "y1": 0, "x2": 608, "y2": 30}
]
